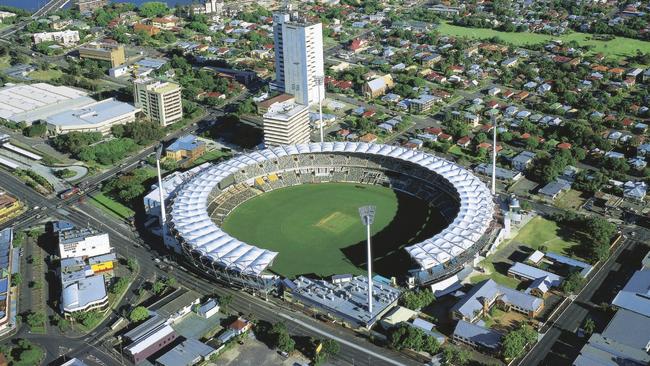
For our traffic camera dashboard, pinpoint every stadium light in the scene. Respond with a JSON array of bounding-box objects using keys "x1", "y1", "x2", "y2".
[
  {"x1": 491, "y1": 114, "x2": 497, "y2": 195},
  {"x1": 314, "y1": 75, "x2": 325, "y2": 143},
  {"x1": 359, "y1": 205, "x2": 376, "y2": 313},
  {"x1": 156, "y1": 144, "x2": 167, "y2": 242}
]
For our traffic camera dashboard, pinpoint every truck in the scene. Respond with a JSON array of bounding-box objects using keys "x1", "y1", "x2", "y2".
[{"x1": 58, "y1": 187, "x2": 79, "y2": 199}]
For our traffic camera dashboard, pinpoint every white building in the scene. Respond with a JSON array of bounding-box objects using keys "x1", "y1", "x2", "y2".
[
  {"x1": 58, "y1": 228, "x2": 112, "y2": 259},
  {"x1": 262, "y1": 100, "x2": 310, "y2": 147},
  {"x1": 32, "y1": 30, "x2": 80, "y2": 46},
  {"x1": 133, "y1": 78, "x2": 183, "y2": 127},
  {"x1": 0, "y1": 83, "x2": 95, "y2": 124},
  {"x1": 0, "y1": 11, "x2": 16, "y2": 22},
  {"x1": 273, "y1": 12, "x2": 325, "y2": 106},
  {"x1": 46, "y1": 98, "x2": 139, "y2": 135},
  {"x1": 190, "y1": 0, "x2": 223, "y2": 15}
]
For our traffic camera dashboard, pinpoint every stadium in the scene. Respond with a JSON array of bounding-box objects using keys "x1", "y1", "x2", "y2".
[{"x1": 168, "y1": 142, "x2": 497, "y2": 293}]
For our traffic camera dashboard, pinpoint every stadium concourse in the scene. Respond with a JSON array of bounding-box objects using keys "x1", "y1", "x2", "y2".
[{"x1": 167, "y1": 142, "x2": 497, "y2": 296}]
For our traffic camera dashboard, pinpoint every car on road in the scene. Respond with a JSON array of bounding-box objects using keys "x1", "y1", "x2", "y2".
[{"x1": 154, "y1": 258, "x2": 161, "y2": 263}]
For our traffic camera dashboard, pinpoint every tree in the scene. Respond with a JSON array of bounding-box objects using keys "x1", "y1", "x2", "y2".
[
  {"x1": 583, "y1": 317, "x2": 595, "y2": 336},
  {"x1": 110, "y1": 277, "x2": 129, "y2": 294},
  {"x1": 502, "y1": 324, "x2": 537, "y2": 360},
  {"x1": 440, "y1": 345, "x2": 470, "y2": 366},
  {"x1": 11, "y1": 273, "x2": 22, "y2": 287},
  {"x1": 152, "y1": 279, "x2": 167, "y2": 295},
  {"x1": 23, "y1": 123, "x2": 47, "y2": 137},
  {"x1": 25, "y1": 311, "x2": 46, "y2": 329},
  {"x1": 129, "y1": 306, "x2": 150, "y2": 323},
  {"x1": 270, "y1": 322, "x2": 295, "y2": 353},
  {"x1": 127, "y1": 258, "x2": 138, "y2": 272},
  {"x1": 219, "y1": 294, "x2": 233, "y2": 313},
  {"x1": 400, "y1": 289, "x2": 435, "y2": 310},
  {"x1": 389, "y1": 325, "x2": 440, "y2": 354},
  {"x1": 138, "y1": 2, "x2": 169, "y2": 17},
  {"x1": 562, "y1": 271, "x2": 586, "y2": 294}
]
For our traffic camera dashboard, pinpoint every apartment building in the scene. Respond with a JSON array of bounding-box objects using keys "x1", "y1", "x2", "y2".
[
  {"x1": 78, "y1": 43, "x2": 126, "y2": 68},
  {"x1": 133, "y1": 78, "x2": 183, "y2": 127},
  {"x1": 262, "y1": 100, "x2": 310, "y2": 147}
]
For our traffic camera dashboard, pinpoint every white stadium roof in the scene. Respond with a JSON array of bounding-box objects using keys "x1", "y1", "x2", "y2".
[{"x1": 169, "y1": 142, "x2": 494, "y2": 275}]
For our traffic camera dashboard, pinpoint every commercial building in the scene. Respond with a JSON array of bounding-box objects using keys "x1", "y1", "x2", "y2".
[
  {"x1": 0, "y1": 191, "x2": 22, "y2": 223},
  {"x1": 33, "y1": 30, "x2": 80, "y2": 46},
  {"x1": 134, "y1": 78, "x2": 183, "y2": 127},
  {"x1": 78, "y1": 43, "x2": 126, "y2": 68},
  {"x1": 165, "y1": 135, "x2": 206, "y2": 167},
  {"x1": 0, "y1": 228, "x2": 16, "y2": 334},
  {"x1": 74, "y1": 0, "x2": 107, "y2": 13},
  {"x1": 574, "y1": 308, "x2": 650, "y2": 365},
  {"x1": 56, "y1": 222, "x2": 114, "y2": 318},
  {"x1": 282, "y1": 275, "x2": 400, "y2": 328},
  {"x1": 272, "y1": 12, "x2": 325, "y2": 106},
  {"x1": 612, "y1": 269, "x2": 650, "y2": 317},
  {"x1": 262, "y1": 100, "x2": 310, "y2": 147},
  {"x1": 125, "y1": 321, "x2": 177, "y2": 364},
  {"x1": 0, "y1": 83, "x2": 95, "y2": 124},
  {"x1": 58, "y1": 226, "x2": 111, "y2": 259},
  {"x1": 46, "y1": 98, "x2": 139, "y2": 136}
]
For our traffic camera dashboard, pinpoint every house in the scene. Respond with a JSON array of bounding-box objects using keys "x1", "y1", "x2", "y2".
[
  {"x1": 151, "y1": 16, "x2": 177, "y2": 30},
  {"x1": 408, "y1": 94, "x2": 438, "y2": 113},
  {"x1": 229, "y1": 317, "x2": 252, "y2": 335},
  {"x1": 487, "y1": 87, "x2": 501, "y2": 96},
  {"x1": 453, "y1": 320, "x2": 502, "y2": 352},
  {"x1": 538, "y1": 179, "x2": 571, "y2": 200},
  {"x1": 359, "y1": 133, "x2": 378, "y2": 143},
  {"x1": 474, "y1": 164, "x2": 521, "y2": 182},
  {"x1": 512, "y1": 151, "x2": 536, "y2": 172},
  {"x1": 380, "y1": 306, "x2": 418, "y2": 329},
  {"x1": 134, "y1": 23, "x2": 160, "y2": 36},
  {"x1": 623, "y1": 181, "x2": 647, "y2": 201},
  {"x1": 196, "y1": 298, "x2": 219, "y2": 318},
  {"x1": 348, "y1": 38, "x2": 368, "y2": 53},
  {"x1": 501, "y1": 57, "x2": 518, "y2": 68},
  {"x1": 362, "y1": 75, "x2": 394, "y2": 98},
  {"x1": 556, "y1": 142, "x2": 572, "y2": 150},
  {"x1": 456, "y1": 136, "x2": 471, "y2": 148}
]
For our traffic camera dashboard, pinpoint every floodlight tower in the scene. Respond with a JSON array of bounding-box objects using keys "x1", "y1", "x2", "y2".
[
  {"x1": 359, "y1": 205, "x2": 376, "y2": 313},
  {"x1": 156, "y1": 145, "x2": 167, "y2": 241},
  {"x1": 314, "y1": 75, "x2": 325, "y2": 143},
  {"x1": 491, "y1": 114, "x2": 497, "y2": 195}
]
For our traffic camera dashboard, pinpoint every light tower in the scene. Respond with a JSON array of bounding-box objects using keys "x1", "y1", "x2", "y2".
[
  {"x1": 491, "y1": 114, "x2": 497, "y2": 195},
  {"x1": 359, "y1": 205, "x2": 376, "y2": 313},
  {"x1": 155, "y1": 145, "x2": 167, "y2": 243},
  {"x1": 314, "y1": 74, "x2": 325, "y2": 143}
]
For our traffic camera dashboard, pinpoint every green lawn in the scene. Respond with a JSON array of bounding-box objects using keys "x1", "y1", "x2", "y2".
[
  {"x1": 222, "y1": 183, "x2": 445, "y2": 278},
  {"x1": 28, "y1": 69, "x2": 63, "y2": 81},
  {"x1": 511, "y1": 216, "x2": 578, "y2": 257},
  {"x1": 89, "y1": 192, "x2": 135, "y2": 220},
  {"x1": 191, "y1": 149, "x2": 231, "y2": 166},
  {"x1": 437, "y1": 22, "x2": 650, "y2": 60}
]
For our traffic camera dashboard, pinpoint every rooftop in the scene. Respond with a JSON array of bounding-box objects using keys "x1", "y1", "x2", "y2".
[
  {"x1": 46, "y1": 98, "x2": 138, "y2": 128},
  {"x1": 263, "y1": 101, "x2": 308, "y2": 121},
  {"x1": 288, "y1": 275, "x2": 400, "y2": 327},
  {"x1": 453, "y1": 320, "x2": 502, "y2": 349},
  {"x1": 58, "y1": 227, "x2": 104, "y2": 245},
  {"x1": 155, "y1": 338, "x2": 216, "y2": 366},
  {"x1": 451, "y1": 279, "x2": 543, "y2": 320},
  {"x1": 61, "y1": 274, "x2": 107, "y2": 312},
  {"x1": 0, "y1": 83, "x2": 94, "y2": 123},
  {"x1": 167, "y1": 134, "x2": 205, "y2": 153},
  {"x1": 612, "y1": 269, "x2": 650, "y2": 317},
  {"x1": 601, "y1": 309, "x2": 650, "y2": 351}
]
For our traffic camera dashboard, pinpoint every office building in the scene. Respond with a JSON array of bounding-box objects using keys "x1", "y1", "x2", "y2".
[
  {"x1": 165, "y1": 134, "x2": 206, "y2": 167},
  {"x1": 272, "y1": 12, "x2": 324, "y2": 106},
  {"x1": 46, "y1": 98, "x2": 139, "y2": 136},
  {"x1": 58, "y1": 227, "x2": 112, "y2": 259},
  {"x1": 78, "y1": 43, "x2": 126, "y2": 68},
  {"x1": 32, "y1": 30, "x2": 80, "y2": 46},
  {"x1": 262, "y1": 100, "x2": 310, "y2": 147},
  {"x1": 133, "y1": 78, "x2": 183, "y2": 127},
  {"x1": 74, "y1": 0, "x2": 107, "y2": 13}
]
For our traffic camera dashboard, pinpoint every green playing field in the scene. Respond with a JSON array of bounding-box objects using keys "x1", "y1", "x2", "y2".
[{"x1": 221, "y1": 182, "x2": 446, "y2": 278}]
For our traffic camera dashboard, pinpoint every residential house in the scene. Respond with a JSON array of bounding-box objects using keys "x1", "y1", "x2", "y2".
[{"x1": 512, "y1": 151, "x2": 536, "y2": 172}]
